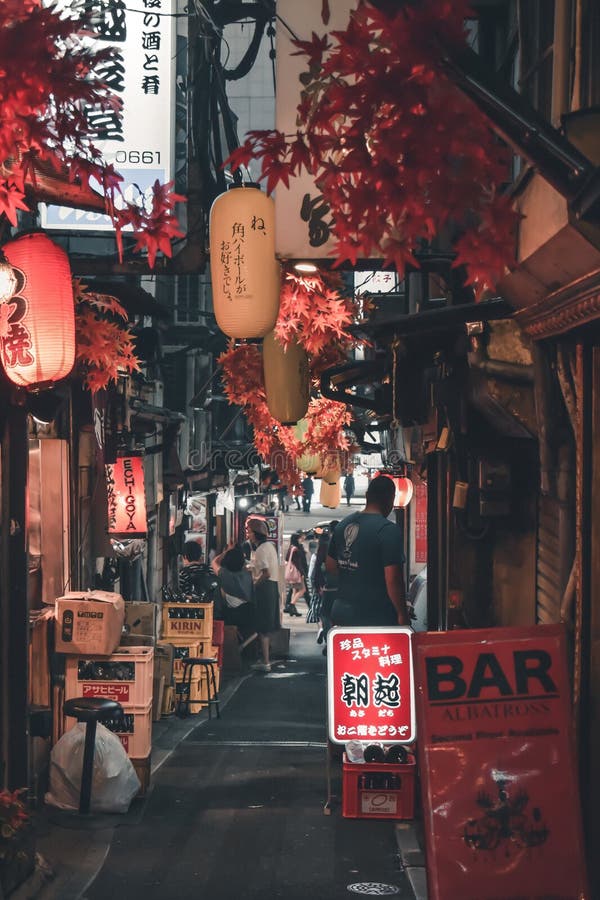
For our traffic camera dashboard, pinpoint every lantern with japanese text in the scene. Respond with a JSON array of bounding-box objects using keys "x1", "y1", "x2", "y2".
[
  {"x1": 210, "y1": 184, "x2": 280, "y2": 338},
  {"x1": 320, "y1": 478, "x2": 340, "y2": 509},
  {"x1": 262, "y1": 330, "x2": 309, "y2": 425},
  {"x1": 1, "y1": 232, "x2": 75, "y2": 389},
  {"x1": 105, "y1": 455, "x2": 148, "y2": 538}
]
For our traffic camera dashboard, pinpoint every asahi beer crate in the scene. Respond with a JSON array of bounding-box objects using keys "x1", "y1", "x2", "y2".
[
  {"x1": 64, "y1": 646, "x2": 154, "y2": 708},
  {"x1": 101, "y1": 701, "x2": 152, "y2": 758},
  {"x1": 342, "y1": 753, "x2": 416, "y2": 820},
  {"x1": 161, "y1": 602, "x2": 213, "y2": 640}
]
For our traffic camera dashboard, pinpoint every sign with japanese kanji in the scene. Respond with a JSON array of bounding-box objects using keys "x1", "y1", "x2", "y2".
[
  {"x1": 42, "y1": 0, "x2": 175, "y2": 231},
  {"x1": 327, "y1": 627, "x2": 415, "y2": 745},
  {"x1": 412, "y1": 625, "x2": 589, "y2": 900}
]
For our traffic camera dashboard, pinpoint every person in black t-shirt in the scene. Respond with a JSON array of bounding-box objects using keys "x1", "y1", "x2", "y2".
[{"x1": 179, "y1": 540, "x2": 209, "y2": 598}]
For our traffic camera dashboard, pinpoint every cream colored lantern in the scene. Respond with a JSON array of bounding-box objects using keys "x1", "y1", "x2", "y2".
[
  {"x1": 294, "y1": 418, "x2": 320, "y2": 474},
  {"x1": 263, "y1": 331, "x2": 309, "y2": 426},
  {"x1": 320, "y1": 479, "x2": 340, "y2": 509},
  {"x1": 209, "y1": 184, "x2": 280, "y2": 338}
]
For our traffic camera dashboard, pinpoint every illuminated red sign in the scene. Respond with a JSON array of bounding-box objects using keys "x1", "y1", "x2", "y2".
[
  {"x1": 413, "y1": 625, "x2": 589, "y2": 900},
  {"x1": 106, "y1": 455, "x2": 147, "y2": 537},
  {"x1": 327, "y1": 627, "x2": 415, "y2": 744}
]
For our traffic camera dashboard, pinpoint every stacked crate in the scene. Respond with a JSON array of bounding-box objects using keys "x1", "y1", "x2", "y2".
[
  {"x1": 161, "y1": 602, "x2": 220, "y2": 711},
  {"x1": 63, "y1": 645, "x2": 154, "y2": 777}
]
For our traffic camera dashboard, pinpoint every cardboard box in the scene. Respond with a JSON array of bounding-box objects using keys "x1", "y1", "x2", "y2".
[
  {"x1": 55, "y1": 591, "x2": 124, "y2": 655},
  {"x1": 124, "y1": 601, "x2": 158, "y2": 640}
]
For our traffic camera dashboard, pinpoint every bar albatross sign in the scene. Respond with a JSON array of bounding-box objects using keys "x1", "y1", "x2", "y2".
[
  {"x1": 412, "y1": 625, "x2": 589, "y2": 900},
  {"x1": 106, "y1": 455, "x2": 147, "y2": 538}
]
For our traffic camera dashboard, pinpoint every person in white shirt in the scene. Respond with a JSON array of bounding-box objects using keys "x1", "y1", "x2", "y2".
[{"x1": 246, "y1": 517, "x2": 280, "y2": 673}]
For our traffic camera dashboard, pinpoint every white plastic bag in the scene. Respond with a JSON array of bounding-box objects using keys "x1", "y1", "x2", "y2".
[{"x1": 45, "y1": 723, "x2": 141, "y2": 813}]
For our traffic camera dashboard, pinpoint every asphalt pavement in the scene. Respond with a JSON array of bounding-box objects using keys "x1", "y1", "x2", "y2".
[{"x1": 23, "y1": 616, "x2": 422, "y2": 900}]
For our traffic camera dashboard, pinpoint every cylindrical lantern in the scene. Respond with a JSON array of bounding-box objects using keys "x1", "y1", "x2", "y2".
[
  {"x1": 262, "y1": 330, "x2": 309, "y2": 425},
  {"x1": 319, "y1": 451, "x2": 341, "y2": 485},
  {"x1": 394, "y1": 476, "x2": 414, "y2": 508},
  {"x1": 374, "y1": 471, "x2": 414, "y2": 508},
  {"x1": 105, "y1": 455, "x2": 148, "y2": 538},
  {"x1": 320, "y1": 478, "x2": 340, "y2": 509},
  {"x1": 1, "y1": 232, "x2": 75, "y2": 389},
  {"x1": 294, "y1": 418, "x2": 320, "y2": 474},
  {"x1": 210, "y1": 184, "x2": 280, "y2": 338}
]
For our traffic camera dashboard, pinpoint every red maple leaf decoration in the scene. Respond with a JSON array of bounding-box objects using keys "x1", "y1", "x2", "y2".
[{"x1": 225, "y1": 1, "x2": 518, "y2": 292}]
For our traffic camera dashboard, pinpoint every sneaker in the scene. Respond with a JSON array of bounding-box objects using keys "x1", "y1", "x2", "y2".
[{"x1": 250, "y1": 661, "x2": 271, "y2": 673}]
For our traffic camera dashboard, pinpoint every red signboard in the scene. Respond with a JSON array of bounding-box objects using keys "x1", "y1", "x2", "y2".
[
  {"x1": 105, "y1": 454, "x2": 147, "y2": 538},
  {"x1": 327, "y1": 627, "x2": 415, "y2": 744},
  {"x1": 413, "y1": 625, "x2": 589, "y2": 900}
]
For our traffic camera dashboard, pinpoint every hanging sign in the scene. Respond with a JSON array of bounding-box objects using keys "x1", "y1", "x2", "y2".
[
  {"x1": 41, "y1": 0, "x2": 175, "y2": 231},
  {"x1": 106, "y1": 455, "x2": 147, "y2": 537},
  {"x1": 327, "y1": 627, "x2": 415, "y2": 745},
  {"x1": 412, "y1": 625, "x2": 589, "y2": 900},
  {"x1": 275, "y1": 0, "x2": 358, "y2": 260}
]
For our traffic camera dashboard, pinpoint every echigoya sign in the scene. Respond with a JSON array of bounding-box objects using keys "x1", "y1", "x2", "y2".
[{"x1": 42, "y1": 0, "x2": 175, "y2": 231}]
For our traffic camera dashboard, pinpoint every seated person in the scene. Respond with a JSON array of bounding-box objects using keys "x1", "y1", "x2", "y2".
[
  {"x1": 210, "y1": 543, "x2": 256, "y2": 642},
  {"x1": 179, "y1": 539, "x2": 213, "y2": 600}
]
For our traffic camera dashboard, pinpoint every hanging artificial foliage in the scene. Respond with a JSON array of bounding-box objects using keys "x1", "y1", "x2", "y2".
[
  {"x1": 228, "y1": 0, "x2": 519, "y2": 295},
  {"x1": 74, "y1": 281, "x2": 141, "y2": 394},
  {"x1": 218, "y1": 267, "x2": 357, "y2": 486},
  {"x1": 0, "y1": 1, "x2": 183, "y2": 267}
]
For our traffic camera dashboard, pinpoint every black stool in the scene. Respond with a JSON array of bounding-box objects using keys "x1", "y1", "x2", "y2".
[
  {"x1": 63, "y1": 697, "x2": 123, "y2": 814},
  {"x1": 177, "y1": 657, "x2": 220, "y2": 720}
]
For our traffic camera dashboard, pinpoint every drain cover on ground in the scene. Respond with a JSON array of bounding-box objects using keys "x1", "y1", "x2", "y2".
[{"x1": 347, "y1": 883, "x2": 400, "y2": 895}]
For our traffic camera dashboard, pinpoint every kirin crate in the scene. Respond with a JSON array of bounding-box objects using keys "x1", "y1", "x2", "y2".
[
  {"x1": 342, "y1": 753, "x2": 416, "y2": 820},
  {"x1": 64, "y1": 645, "x2": 154, "y2": 707},
  {"x1": 162, "y1": 602, "x2": 213, "y2": 640}
]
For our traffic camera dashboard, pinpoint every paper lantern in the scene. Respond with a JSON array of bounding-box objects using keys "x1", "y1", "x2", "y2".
[
  {"x1": 374, "y1": 471, "x2": 414, "y2": 508},
  {"x1": 1, "y1": 232, "x2": 75, "y2": 389},
  {"x1": 319, "y1": 451, "x2": 341, "y2": 485},
  {"x1": 294, "y1": 419, "x2": 320, "y2": 474},
  {"x1": 320, "y1": 479, "x2": 340, "y2": 509},
  {"x1": 262, "y1": 330, "x2": 309, "y2": 425},
  {"x1": 210, "y1": 184, "x2": 280, "y2": 338},
  {"x1": 106, "y1": 455, "x2": 148, "y2": 537}
]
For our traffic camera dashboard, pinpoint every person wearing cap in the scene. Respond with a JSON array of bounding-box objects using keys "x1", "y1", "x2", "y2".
[{"x1": 245, "y1": 516, "x2": 280, "y2": 673}]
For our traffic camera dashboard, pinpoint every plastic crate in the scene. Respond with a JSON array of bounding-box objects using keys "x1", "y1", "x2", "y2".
[
  {"x1": 100, "y1": 701, "x2": 152, "y2": 758},
  {"x1": 161, "y1": 602, "x2": 213, "y2": 640},
  {"x1": 342, "y1": 753, "x2": 416, "y2": 820},
  {"x1": 64, "y1": 645, "x2": 154, "y2": 707},
  {"x1": 62, "y1": 700, "x2": 153, "y2": 758},
  {"x1": 169, "y1": 640, "x2": 203, "y2": 679}
]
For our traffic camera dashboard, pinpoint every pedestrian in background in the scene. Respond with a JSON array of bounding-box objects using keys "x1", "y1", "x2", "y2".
[
  {"x1": 301, "y1": 474, "x2": 314, "y2": 512},
  {"x1": 343, "y1": 471, "x2": 355, "y2": 506},
  {"x1": 210, "y1": 542, "x2": 256, "y2": 646},
  {"x1": 179, "y1": 540, "x2": 208, "y2": 599},
  {"x1": 284, "y1": 532, "x2": 307, "y2": 616},
  {"x1": 326, "y1": 476, "x2": 409, "y2": 626},
  {"x1": 246, "y1": 517, "x2": 280, "y2": 672}
]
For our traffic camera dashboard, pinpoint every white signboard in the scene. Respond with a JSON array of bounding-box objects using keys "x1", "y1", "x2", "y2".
[
  {"x1": 275, "y1": 0, "x2": 358, "y2": 261},
  {"x1": 42, "y1": 0, "x2": 175, "y2": 231}
]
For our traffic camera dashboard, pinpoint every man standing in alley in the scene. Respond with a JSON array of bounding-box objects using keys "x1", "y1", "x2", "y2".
[
  {"x1": 326, "y1": 475, "x2": 409, "y2": 626},
  {"x1": 301, "y1": 474, "x2": 314, "y2": 513},
  {"x1": 246, "y1": 517, "x2": 280, "y2": 673}
]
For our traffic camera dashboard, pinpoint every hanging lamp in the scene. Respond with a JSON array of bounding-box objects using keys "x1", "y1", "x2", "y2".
[
  {"x1": 209, "y1": 183, "x2": 280, "y2": 338},
  {"x1": 105, "y1": 454, "x2": 148, "y2": 538},
  {"x1": 262, "y1": 330, "x2": 309, "y2": 426},
  {"x1": 1, "y1": 232, "x2": 75, "y2": 389}
]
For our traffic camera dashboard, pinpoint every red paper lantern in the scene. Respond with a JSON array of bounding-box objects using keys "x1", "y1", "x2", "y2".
[
  {"x1": 210, "y1": 184, "x2": 280, "y2": 338},
  {"x1": 374, "y1": 472, "x2": 414, "y2": 508},
  {"x1": 1, "y1": 232, "x2": 75, "y2": 389},
  {"x1": 105, "y1": 455, "x2": 148, "y2": 537}
]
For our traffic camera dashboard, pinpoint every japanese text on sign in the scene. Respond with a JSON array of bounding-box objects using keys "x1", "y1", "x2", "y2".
[
  {"x1": 220, "y1": 215, "x2": 268, "y2": 302},
  {"x1": 327, "y1": 627, "x2": 415, "y2": 744}
]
